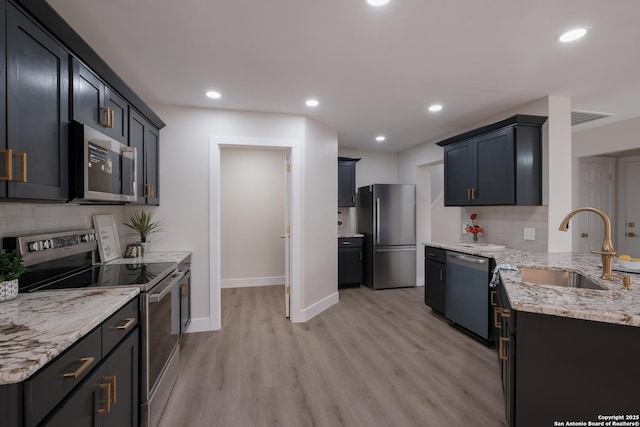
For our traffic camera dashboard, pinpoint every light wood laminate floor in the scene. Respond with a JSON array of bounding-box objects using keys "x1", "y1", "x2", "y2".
[{"x1": 159, "y1": 285, "x2": 507, "y2": 427}]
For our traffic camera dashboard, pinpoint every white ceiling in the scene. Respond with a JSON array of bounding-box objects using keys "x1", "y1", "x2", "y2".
[{"x1": 47, "y1": 0, "x2": 640, "y2": 152}]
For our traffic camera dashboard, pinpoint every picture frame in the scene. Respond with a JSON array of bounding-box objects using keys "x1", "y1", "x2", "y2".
[{"x1": 93, "y1": 214, "x2": 122, "y2": 262}]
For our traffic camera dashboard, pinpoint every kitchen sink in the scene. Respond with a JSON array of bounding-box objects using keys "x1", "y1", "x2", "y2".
[{"x1": 519, "y1": 267, "x2": 607, "y2": 290}]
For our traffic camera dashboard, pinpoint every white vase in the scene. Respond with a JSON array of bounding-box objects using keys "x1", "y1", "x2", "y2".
[{"x1": 0, "y1": 279, "x2": 19, "y2": 302}]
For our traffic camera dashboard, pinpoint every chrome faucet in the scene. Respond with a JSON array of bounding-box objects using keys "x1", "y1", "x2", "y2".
[{"x1": 558, "y1": 207, "x2": 617, "y2": 280}]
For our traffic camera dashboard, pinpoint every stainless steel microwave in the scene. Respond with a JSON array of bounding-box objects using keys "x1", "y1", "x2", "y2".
[{"x1": 70, "y1": 122, "x2": 137, "y2": 203}]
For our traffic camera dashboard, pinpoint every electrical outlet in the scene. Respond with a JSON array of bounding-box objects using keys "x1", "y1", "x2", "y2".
[
  {"x1": 523, "y1": 227, "x2": 536, "y2": 241},
  {"x1": 462, "y1": 224, "x2": 468, "y2": 234}
]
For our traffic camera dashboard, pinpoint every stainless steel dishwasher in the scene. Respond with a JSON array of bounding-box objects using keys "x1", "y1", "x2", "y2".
[{"x1": 445, "y1": 251, "x2": 492, "y2": 343}]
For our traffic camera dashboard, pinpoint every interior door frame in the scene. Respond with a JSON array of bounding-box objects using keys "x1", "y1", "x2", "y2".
[
  {"x1": 617, "y1": 155, "x2": 640, "y2": 255},
  {"x1": 209, "y1": 135, "x2": 301, "y2": 330},
  {"x1": 576, "y1": 157, "x2": 615, "y2": 252}
]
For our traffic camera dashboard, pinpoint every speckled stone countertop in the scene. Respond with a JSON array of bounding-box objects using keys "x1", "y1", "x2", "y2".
[
  {"x1": 100, "y1": 251, "x2": 191, "y2": 265},
  {"x1": 424, "y1": 242, "x2": 640, "y2": 327},
  {"x1": 0, "y1": 288, "x2": 139, "y2": 385}
]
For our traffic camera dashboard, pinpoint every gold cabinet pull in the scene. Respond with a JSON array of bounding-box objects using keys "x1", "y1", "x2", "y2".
[
  {"x1": 493, "y1": 307, "x2": 502, "y2": 328},
  {"x1": 471, "y1": 188, "x2": 477, "y2": 200},
  {"x1": 150, "y1": 184, "x2": 154, "y2": 198},
  {"x1": 101, "y1": 107, "x2": 110, "y2": 127},
  {"x1": 501, "y1": 308, "x2": 511, "y2": 318},
  {"x1": 467, "y1": 188, "x2": 471, "y2": 200},
  {"x1": 181, "y1": 282, "x2": 189, "y2": 298},
  {"x1": 112, "y1": 317, "x2": 136, "y2": 331},
  {"x1": 439, "y1": 269, "x2": 444, "y2": 281},
  {"x1": 0, "y1": 149, "x2": 13, "y2": 181},
  {"x1": 12, "y1": 152, "x2": 27, "y2": 183},
  {"x1": 144, "y1": 183, "x2": 151, "y2": 197},
  {"x1": 105, "y1": 375, "x2": 117, "y2": 404},
  {"x1": 342, "y1": 241, "x2": 351, "y2": 245},
  {"x1": 97, "y1": 382, "x2": 112, "y2": 415},
  {"x1": 109, "y1": 109, "x2": 115, "y2": 128},
  {"x1": 490, "y1": 290, "x2": 497, "y2": 306},
  {"x1": 498, "y1": 337, "x2": 509, "y2": 361},
  {"x1": 63, "y1": 356, "x2": 95, "y2": 379}
]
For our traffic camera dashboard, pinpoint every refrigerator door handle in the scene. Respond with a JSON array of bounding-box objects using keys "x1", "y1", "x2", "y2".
[
  {"x1": 375, "y1": 247, "x2": 416, "y2": 253},
  {"x1": 376, "y1": 198, "x2": 381, "y2": 244}
]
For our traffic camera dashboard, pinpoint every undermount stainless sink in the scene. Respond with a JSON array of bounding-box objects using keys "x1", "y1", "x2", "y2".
[{"x1": 519, "y1": 267, "x2": 607, "y2": 290}]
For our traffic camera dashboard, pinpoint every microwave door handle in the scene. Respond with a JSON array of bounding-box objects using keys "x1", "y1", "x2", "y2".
[{"x1": 149, "y1": 272, "x2": 183, "y2": 303}]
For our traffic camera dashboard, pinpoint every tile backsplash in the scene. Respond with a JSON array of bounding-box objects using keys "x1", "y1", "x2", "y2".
[
  {"x1": 0, "y1": 203, "x2": 131, "y2": 244},
  {"x1": 461, "y1": 205, "x2": 549, "y2": 252}
]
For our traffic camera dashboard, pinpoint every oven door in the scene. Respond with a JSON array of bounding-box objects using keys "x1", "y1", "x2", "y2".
[{"x1": 141, "y1": 270, "x2": 183, "y2": 401}]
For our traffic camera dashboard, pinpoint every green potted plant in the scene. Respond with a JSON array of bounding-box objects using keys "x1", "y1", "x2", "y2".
[
  {"x1": 124, "y1": 211, "x2": 162, "y2": 254},
  {"x1": 0, "y1": 249, "x2": 27, "y2": 302}
]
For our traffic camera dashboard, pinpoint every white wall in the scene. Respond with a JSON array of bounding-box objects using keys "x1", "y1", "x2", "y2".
[
  {"x1": 149, "y1": 103, "x2": 337, "y2": 329},
  {"x1": 220, "y1": 147, "x2": 285, "y2": 288},
  {"x1": 573, "y1": 116, "x2": 640, "y2": 158}
]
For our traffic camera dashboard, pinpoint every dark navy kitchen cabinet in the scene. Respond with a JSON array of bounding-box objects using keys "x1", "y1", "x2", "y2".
[
  {"x1": 424, "y1": 246, "x2": 446, "y2": 314},
  {"x1": 338, "y1": 157, "x2": 359, "y2": 207},
  {"x1": 72, "y1": 59, "x2": 128, "y2": 144},
  {"x1": 129, "y1": 108, "x2": 160, "y2": 205},
  {"x1": 338, "y1": 237, "x2": 363, "y2": 287},
  {"x1": 4, "y1": 3, "x2": 69, "y2": 201},
  {"x1": 439, "y1": 115, "x2": 546, "y2": 207}
]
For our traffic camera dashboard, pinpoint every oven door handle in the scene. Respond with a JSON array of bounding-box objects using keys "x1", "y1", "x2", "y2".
[{"x1": 149, "y1": 271, "x2": 184, "y2": 303}]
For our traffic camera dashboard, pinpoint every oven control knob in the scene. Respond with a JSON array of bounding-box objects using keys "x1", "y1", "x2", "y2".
[
  {"x1": 80, "y1": 234, "x2": 88, "y2": 242},
  {"x1": 28, "y1": 241, "x2": 40, "y2": 251},
  {"x1": 42, "y1": 240, "x2": 51, "y2": 249}
]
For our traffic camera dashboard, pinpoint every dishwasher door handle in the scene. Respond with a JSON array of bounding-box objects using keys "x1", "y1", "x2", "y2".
[{"x1": 448, "y1": 253, "x2": 488, "y2": 264}]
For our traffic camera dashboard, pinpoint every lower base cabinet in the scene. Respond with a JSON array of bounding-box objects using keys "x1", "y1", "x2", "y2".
[
  {"x1": 44, "y1": 329, "x2": 139, "y2": 427},
  {"x1": 424, "y1": 246, "x2": 446, "y2": 314},
  {"x1": 495, "y1": 279, "x2": 640, "y2": 426},
  {"x1": 338, "y1": 237, "x2": 363, "y2": 288}
]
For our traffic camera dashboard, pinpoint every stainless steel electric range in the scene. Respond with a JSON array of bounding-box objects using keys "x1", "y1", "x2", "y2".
[{"x1": 4, "y1": 229, "x2": 185, "y2": 427}]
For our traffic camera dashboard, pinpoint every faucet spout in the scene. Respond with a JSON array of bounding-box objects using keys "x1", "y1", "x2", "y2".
[{"x1": 559, "y1": 207, "x2": 616, "y2": 280}]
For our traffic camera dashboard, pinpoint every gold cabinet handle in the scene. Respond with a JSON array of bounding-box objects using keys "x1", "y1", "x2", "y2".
[
  {"x1": 109, "y1": 109, "x2": 115, "y2": 128},
  {"x1": 501, "y1": 308, "x2": 511, "y2": 318},
  {"x1": 112, "y1": 317, "x2": 136, "y2": 331},
  {"x1": 150, "y1": 184, "x2": 154, "y2": 198},
  {"x1": 63, "y1": 356, "x2": 95, "y2": 379},
  {"x1": 342, "y1": 241, "x2": 351, "y2": 245},
  {"x1": 144, "y1": 183, "x2": 151, "y2": 197},
  {"x1": 12, "y1": 152, "x2": 27, "y2": 183},
  {"x1": 352, "y1": 195, "x2": 355, "y2": 204},
  {"x1": 0, "y1": 149, "x2": 13, "y2": 181},
  {"x1": 493, "y1": 307, "x2": 503, "y2": 328},
  {"x1": 439, "y1": 269, "x2": 444, "y2": 281},
  {"x1": 467, "y1": 188, "x2": 471, "y2": 200},
  {"x1": 498, "y1": 337, "x2": 509, "y2": 361},
  {"x1": 490, "y1": 290, "x2": 497, "y2": 306},
  {"x1": 471, "y1": 188, "x2": 477, "y2": 200},
  {"x1": 101, "y1": 107, "x2": 110, "y2": 127},
  {"x1": 181, "y1": 282, "x2": 189, "y2": 298},
  {"x1": 97, "y1": 382, "x2": 112, "y2": 415},
  {"x1": 104, "y1": 375, "x2": 117, "y2": 404}
]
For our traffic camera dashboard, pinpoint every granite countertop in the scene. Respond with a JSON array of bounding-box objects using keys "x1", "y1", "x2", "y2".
[
  {"x1": 425, "y1": 242, "x2": 640, "y2": 327},
  {"x1": 0, "y1": 288, "x2": 139, "y2": 385},
  {"x1": 101, "y1": 250, "x2": 191, "y2": 265}
]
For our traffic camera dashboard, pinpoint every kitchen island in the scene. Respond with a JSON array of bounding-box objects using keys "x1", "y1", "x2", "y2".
[{"x1": 425, "y1": 242, "x2": 640, "y2": 427}]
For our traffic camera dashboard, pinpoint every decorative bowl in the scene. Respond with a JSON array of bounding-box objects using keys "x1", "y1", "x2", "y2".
[
  {"x1": 618, "y1": 259, "x2": 640, "y2": 270},
  {"x1": 0, "y1": 279, "x2": 19, "y2": 302}
]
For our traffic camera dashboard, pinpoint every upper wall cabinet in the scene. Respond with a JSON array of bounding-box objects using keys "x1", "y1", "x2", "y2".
[
  {"x1": 3, "y1": 4, "x2": 69, "y2": 201},
  {"x1": 338, "y1": 157, "x2": 359, "y2": 207},
  {"x1": 72, "y1": 59, "x2": 128, "y2": 143},
  {"x1": 129, "y1": 108, "x2": 160, "y2": 205},
  {"x1": 438, "y1": 115, "x2": 547, "y2": 206}
]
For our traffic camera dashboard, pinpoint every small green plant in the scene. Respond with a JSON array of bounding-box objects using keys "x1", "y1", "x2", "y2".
[
  {"x1": 0, "y1": 249, "x2": 28, "y2": 282},
  {"x1": 124, "y1": 211, "x2": 162, "y2": 243}
]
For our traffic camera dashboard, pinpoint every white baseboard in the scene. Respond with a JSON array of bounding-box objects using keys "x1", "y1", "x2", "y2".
[
  {"x1": 185, "y1": 317, "x2": 217, "y2": 333},
  {"x1": 295, "y1": 291, "x2": 339, "y2": 322},
  {"x1": 221, "y1": 276, "x2": 285, "y2": 289}
]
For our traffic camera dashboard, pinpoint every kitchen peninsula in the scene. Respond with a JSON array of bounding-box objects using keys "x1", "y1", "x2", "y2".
[{"x1": 425, "y1": 242, "x2": 640, "y2": 427}]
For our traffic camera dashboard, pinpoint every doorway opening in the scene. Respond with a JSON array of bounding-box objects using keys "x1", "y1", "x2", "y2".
[{"x1": 210, "y1": 136, "x2": 301, "y2": 330}]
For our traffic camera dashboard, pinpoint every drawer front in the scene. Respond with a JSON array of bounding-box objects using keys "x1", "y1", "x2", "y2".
[
  {"x1": 25, "y1": 327, "x2": 102, "y2": 427},
  {"x1": 102, "y1": 298, "x2": 139, "y2": 356},
  {"x1": 338, "y1": 237, "x2": 363, "y2": 248},
  {"x1": 425, "y1": 246, "x2": 446, "y2": 262}
]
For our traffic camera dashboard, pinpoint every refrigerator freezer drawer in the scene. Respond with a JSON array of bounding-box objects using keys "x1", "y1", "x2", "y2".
[{"x1": 373, "y1": 246, "x2": 416, "y2": 290}]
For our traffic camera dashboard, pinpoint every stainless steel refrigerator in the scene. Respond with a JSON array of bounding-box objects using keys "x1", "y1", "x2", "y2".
[{"x1": 357, "y1": 184, "x2": 416, "y2": 290}]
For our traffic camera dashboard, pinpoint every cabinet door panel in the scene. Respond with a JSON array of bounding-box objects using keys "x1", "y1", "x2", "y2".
[
  {"x1": 0, "y1": 0, "x2": 6, "y2": 198},
  {"x1": 338, "y1": 247, "x2": 362, "y2": 286},
  {"x1": 102, "y1": 329, "x2": 139, "y2": 427},
  {"x1": 338, "y1": 160, "x2": 356, "y2": 207},
  {"x1": 425, "y1": 259, "x2": 445, "y2": 313},
  {"x1": 104, "y1": 88, "x2": 128, "y2": 143},
  {"x1": 72, "y1": 60, "x2": 104, "y2": 129},
  {"x1": 145, "y1": 127, "x2": 160, "y2": 205},
  {"x1": 444, "y1": 140, "x2": 475, "y2": 206},
  {"x1": 6, "y1": 4, "x2": 69, "y2": 200},
  {"x1": 475, "y1": 127, "x2": 515, "y2": 205}
]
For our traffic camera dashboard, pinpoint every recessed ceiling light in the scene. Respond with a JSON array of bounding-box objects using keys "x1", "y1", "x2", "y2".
[
  {"x1": 305, "y1": 99, "x2": 319, "y2": 107},
  {"x1": 366, "y1": 0, "x2": 390, "y2": 6},
  {"x1": 206, "y1": 91, "x2": 221, "y2": 99},
  {"x1": 558, "y1": 28, "x2": 588, "y2": 43},
  {"x1": 428, "y1": 104, "x2": 443, "y2": 112},
  {"x1": 375, "y1": 135, "x2": 386, "y2": 142}
]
